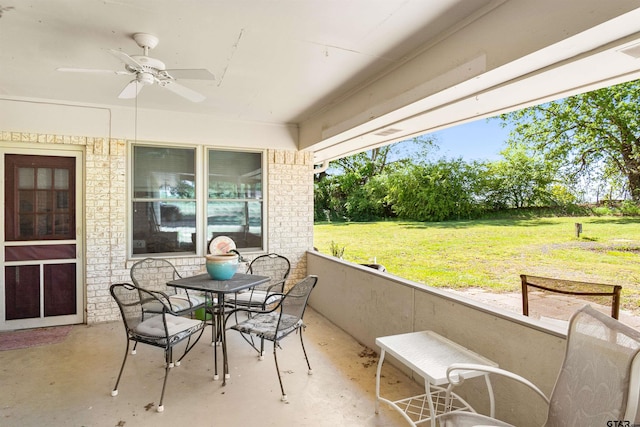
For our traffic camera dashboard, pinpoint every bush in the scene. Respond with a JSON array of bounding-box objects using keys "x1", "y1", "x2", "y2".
[
  {"x1": 592, "y1": 206, "x2": 614, "y2": 216},
  {"x1": 329, "y1": 241, "x2": 346, "y2": 258},
  {"x1": 620, "y1": 200, "x2": 640, "y2": 216},
  {"x1": 387, "y1": 160, "x2": 484, "y2": 221}
]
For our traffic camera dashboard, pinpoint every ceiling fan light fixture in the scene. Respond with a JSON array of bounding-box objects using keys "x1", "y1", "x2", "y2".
[{"x1": 136, "y1": 72, "x2": 155, "y2": 86}]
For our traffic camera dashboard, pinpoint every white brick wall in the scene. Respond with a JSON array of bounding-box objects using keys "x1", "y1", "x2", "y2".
[
  {"x1": 1, "y1": 131, "x2": 315, "y2": 324},
  {"x1": 266, "y1": 150, "x2": 314, "y2": 286}
]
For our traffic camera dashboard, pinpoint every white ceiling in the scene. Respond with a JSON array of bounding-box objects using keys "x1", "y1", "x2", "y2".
[
  {"x1": 2, "y1": 1, "x2": 640, "y2": 162},
  {"x1": 1, "y1": 0, "x2": 487, "y2": 123}
]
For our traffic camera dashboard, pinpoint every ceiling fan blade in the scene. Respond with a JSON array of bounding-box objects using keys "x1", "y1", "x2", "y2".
[
  {"x1": 109, "y1": 49, "x2": 144, "y2": 71},
  {"x1": 57, "y1": 67, "x2": 131, "y2": 75},
  {"x1": 118, "y1": 80, "x2": 143, "y2": 99},
  {"x1": 159, "y1": 80, "x2": 206, "y2": 102},
  {"x1": 164, "y1": 69, "x2": 215, "y2": 80}
]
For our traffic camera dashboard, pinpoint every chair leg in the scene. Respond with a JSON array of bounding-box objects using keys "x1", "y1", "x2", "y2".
[
  {"x1": 299, "y1": 328, "x2": 313, "y2": 375},
  {"x1": 273, "y1": 342, "x2": 287, "y2": 402},
  {"x1": 111, "y1": 339, "x2": 131, "y2": 397},
  {"x1": 157, "y1": 347, "x2": 173, "y2": 413},
  {"x1": 236, "y1": 329, "x2": 263, "y2": 356},
  {"x1": 232, "y1": 308, "x2": 263, "y2": 357},
  {"x1": 176, "y1": 325, "x2": 205, "y2": 366},
  {"x1": 271, "y1": 328, "x2": 313, "y2": 403}
]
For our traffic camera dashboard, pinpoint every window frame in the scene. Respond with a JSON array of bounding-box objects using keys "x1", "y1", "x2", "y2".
[
  {"x1": 128, "y1": 142, "x2": 266, "y2": 258},
  {"x1": 206, "y1": 148, "x2": 265, "y2": 254}
]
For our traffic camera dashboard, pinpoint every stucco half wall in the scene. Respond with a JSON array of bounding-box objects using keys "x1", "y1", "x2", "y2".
[{"x1": 306, "y1": 250, "x2": 566, "y2": 426}]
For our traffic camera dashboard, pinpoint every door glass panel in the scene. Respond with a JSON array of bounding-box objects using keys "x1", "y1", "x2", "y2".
[
  {"x1": 19, "y1": 190, "x2": 34, "y2": 212},
  {"x1": 5, "y1": 265, "x2": 40, "y2": 320},
  {"x1": 6, "y1": 156, "x2": 75, "y2": 241},
  {"x1": 36, "y1": 190, "x2": 51, "y2": 212},
  {"x1": 18, "y1": 168, "x2": 34, "y2": 189},
  {"x1": 19, "y1": 214, "x2": 34, "y2": 237},
  {"x1": 37, "y1": 215, "x2": 52, "y2": 236},
  {"x1": 55, "y1": 214, "x2": 70, "y2": 235},
  {"x1": 57, "y1": 192, "x2": 69, "y2": 209},
  {"x1": 44, "y1": 264, "x2": 76, "y2": 316},
  {"x1": 54, "y1": 169, "x2": 69, "y2": 190},
  {"x1": 37, "y1": 168, "x2": 52, "y2": 189}
]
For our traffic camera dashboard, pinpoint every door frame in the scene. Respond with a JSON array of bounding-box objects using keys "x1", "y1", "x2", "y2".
[{"x1": 0, "y1": 142, "x2": 85, "y2": 331}]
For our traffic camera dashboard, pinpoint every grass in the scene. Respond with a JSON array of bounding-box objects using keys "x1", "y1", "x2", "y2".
[{"x1": 313, "y1": 216, "x2": 640, "y2": 312}]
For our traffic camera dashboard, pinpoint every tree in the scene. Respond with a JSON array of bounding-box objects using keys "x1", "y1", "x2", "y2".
[
  {"x1": 326, "y1": 135, "x2": 436, "y2": 181},
  {"x1": 498, "y1": 79, "x2": 640, "y2": 201},
  {"x1": 481, "y1": 145, "x2": 556, "y2": 209},
  {"x1": 314, "y1": 136, "x2": 435, "y2": 221},
  {"x1": 387, "y1": 159, "x2": 483, "y2": 221}
]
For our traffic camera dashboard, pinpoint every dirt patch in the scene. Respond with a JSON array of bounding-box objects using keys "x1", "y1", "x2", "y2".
[{"x1": 358, "y1": 346, "x2": 378, "y2": 368}]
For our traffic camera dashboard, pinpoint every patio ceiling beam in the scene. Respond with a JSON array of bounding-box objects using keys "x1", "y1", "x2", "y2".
[{"x1": 299, "y1": 0, "x2": 640, "y2": 163}]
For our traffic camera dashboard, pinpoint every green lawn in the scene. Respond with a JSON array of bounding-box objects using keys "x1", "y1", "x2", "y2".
[{"x1": 314, "y1": 216, "x2": 640, "y2": 311}]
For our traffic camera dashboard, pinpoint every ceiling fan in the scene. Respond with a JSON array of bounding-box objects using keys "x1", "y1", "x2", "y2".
[{"x1": 57, "y1": 33, "x2": 215, "y2": 102}]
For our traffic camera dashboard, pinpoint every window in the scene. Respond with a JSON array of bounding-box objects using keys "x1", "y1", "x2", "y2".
[
  {"x1": 131, "y1": 145, "x2": 263, "y2": 256},
  {"x1": 207, "y1": 150, "x2": 263, "y2": 251},
  {"x1": 132, "y1": 146, "x2": 196, "y2": 254}
]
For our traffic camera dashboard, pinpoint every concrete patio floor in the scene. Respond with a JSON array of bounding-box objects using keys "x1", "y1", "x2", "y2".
[{"x1": 0, "y1": 307, "x2": 422, "y2": 427}]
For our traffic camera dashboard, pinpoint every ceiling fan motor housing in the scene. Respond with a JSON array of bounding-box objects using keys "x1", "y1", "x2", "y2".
[{"x1": 132, "y1": 55, "x2": 166, "y2": 72}]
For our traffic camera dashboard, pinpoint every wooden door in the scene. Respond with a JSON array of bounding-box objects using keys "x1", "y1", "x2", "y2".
[{"x1": 2, "y1": 153, "x2": 83, "y2": 329}]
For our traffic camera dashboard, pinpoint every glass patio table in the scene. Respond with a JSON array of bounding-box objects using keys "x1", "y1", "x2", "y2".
[{"x1": 167, "y1": 272, "x2": 269, "y2": 385}]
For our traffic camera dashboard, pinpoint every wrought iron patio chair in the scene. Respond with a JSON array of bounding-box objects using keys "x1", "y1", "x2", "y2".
[
  {"x1": 438, "y1": 305, "x2": 640, "y2": 426},
  {"x1": 228, "y1": 253, "x2": 291, "y2": 309},
  {"x1": 110, "y1": 283, "x2": 205, "y2": 412},
  {"x1": 521, "y1": 274, "x2": 622, "y2": 321},
  {"x1": 224, "y1": 275, "x2": 318, "y2": 402},
  {"x1": 224, "y1": 253, "x2": 291, "y2": 348},
  {"x1": 130, "y1": 257, "x2": 206, "y2": 317}
]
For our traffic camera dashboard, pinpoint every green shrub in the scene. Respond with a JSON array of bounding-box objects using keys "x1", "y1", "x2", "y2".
[
  {"x1": 620, "y1": 200, "x2": 640, "y2": 216},
  {"x1": 592, "y1": 206, "x2": 613, "y2": 216},
  {"x1": 329, "y1": 241, "x2": 346, "y2": 258}
]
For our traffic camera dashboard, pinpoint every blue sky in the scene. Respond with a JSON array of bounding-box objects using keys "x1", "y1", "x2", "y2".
[{"x1": 428, "y1": 118, "x2": 512, "y2": 162}]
